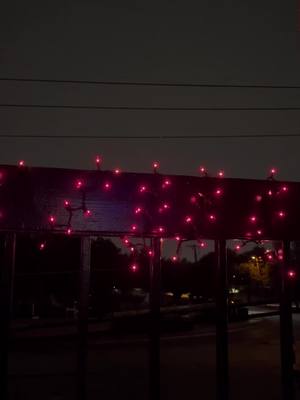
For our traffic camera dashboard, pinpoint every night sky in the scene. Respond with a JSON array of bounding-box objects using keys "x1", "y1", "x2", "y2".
[{"x1": 0, "y1": 1, "x2": 300, "y2": 181}]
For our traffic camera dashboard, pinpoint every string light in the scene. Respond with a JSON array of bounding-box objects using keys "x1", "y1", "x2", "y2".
[
  {"x1": 84, "y1": 209, "x2": 92, "y2": 217},
  {"x1": 199, "y1": 166, "x2": 208, "y2": 177},
  {"x1": 208, "y1": 214, "x2": 216, "y2": 222},
  {"x1": 185, "y1": 216, "x2": 192, "y2": 224},
  {"x1": 18, "y1": 160, "x2": 25, "y2": 167},
  {"x1": 103, "y1": 181, "x2": 112, "y2": 190},
  {"x1": 49, "y1": 215, "x2": 56, "y2": 224},
  {"x1": 217, "y1": 170, "x2": 224, "y2": 178},
  {"x1": 134, "y1": 207, "x2": 143, "y2": 215},
  {"x1": 215, "y1": 188, "x2": 222, "y2": 196},
  {"x1": 114, "y1": 168, "x2": 121, "y2": 175},
  {"x1": 278, "y1": 211, "x2": 286, "y2": 218},
  {"x1": 66, "y1": 227, "x2": 72, "y2": 235},
  {"x1": 39, "y1": 242, "x2": 46, "y2": 250},
  {"x1": 130, "y1": 263, "x2": 138, "y2": 272},
  {"x1": 75, "y1": 179, "x2": 83, "y2": 189},
  {"x1": 139, "y1": 184, "x2": 147, "y2": 193},
  {"x1": 152, "y1": 161, "x2": 159, "y2": 173},
  {"x1": 162, "y1": 179, "x2": 171, "y2": 189},
  {"x1": 288, "y1": 270, "x2": 296, "y2": 278},
  {"x1": 95, "y1": 155, "x2": 102, "y2": 170}
]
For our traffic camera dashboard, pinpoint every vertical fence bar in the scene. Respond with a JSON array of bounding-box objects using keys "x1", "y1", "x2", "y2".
[
  {"x1": 280, "y1": 240, "x2": 295, "y2": 400},
  {"x1": 149, "y1": 237, "x2": 161, "y2": 400},
  {"x1": 215, "y1": 239, "x2": 229, "y2": 400},
  {"x1": 0, "y1": 233, "x2": 16, "y2": 400},
  {"x1": 77, "y1": 236, "x2": 91, "y2": 400}
]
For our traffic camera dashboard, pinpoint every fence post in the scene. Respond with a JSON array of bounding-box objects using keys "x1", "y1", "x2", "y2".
[
  {"x1": 215, "y1": 239, "x2": 229, "y2": 400},
  {"x1": 280, "y1": 240, "x2": 294, "y2": 400},
  {"x1": 77, "y1": 236, "x2": 91, "y2": 400},
  {"x1": 149, "y1": 237, "x2": 161, "y2": 400},
  {"x1": 0, "y1": 233, "x2": 16, "y2": 400}
]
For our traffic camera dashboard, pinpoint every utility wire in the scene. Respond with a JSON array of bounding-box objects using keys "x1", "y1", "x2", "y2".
[
  {"x1": 1, "y1": 133, "x2": 300, "y2": 139},
  {"x1": 1, "y1": 103, "x2": 300, "y2": 111},
  {"x1": 1, "y1": 77, "x2": 300, "y2": 89}
]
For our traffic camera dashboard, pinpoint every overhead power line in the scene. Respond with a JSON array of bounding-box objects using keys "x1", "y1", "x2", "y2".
[
  {"x1": 1, "y1": 77, "x2": 300, "y2": 89},
  {"x1": 1, "y1": 133, "x2": 300, "y2": 139},
  {"x1": 1, "y1": 103, "x2": 300, "y2": 111}
]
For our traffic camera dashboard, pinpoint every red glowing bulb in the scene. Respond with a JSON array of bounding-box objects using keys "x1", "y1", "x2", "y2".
[
  {"x1": 278, "y1": 211, "x2": 286, "y2": 218},
  {"x1": 139, "y1": 185, "x2": 147, "y2": 193},
  {"x1": 114, "y1": 168, "x2": 121, "y2": 175},
  {"x1": 267, "y1": 254, "x2": 273, "y2": 260},
  {"x1": 158, "y1": 226, "x2": 165, "y2": 233},
  {"x1": 64, "y1": 200, "x2": 70, "y2": 208},
  {"x1": 172, "y1": 255, "x2": 178, "y2": 262},
  {"x1": 215, "y1": 188, "x2": 222, "y2": 196},
  {"x1": 270, "y1": 167, "x2": 277, "y2": 175},
  {"x1": 281, "y1": 186, "x2": 288, "y2": 192},
  {"x1": 124, "y1": 238, "x2": 130, "y2": 245},
  {"x1": 75, "y1": 179, "x2": 83, "y2": 189},
  {"x1": 84, "y1": 209, "x2": 92, "y2": 217},
  {"x1": 134, "y1": 207, "x2": 142, "y2": 215},
  {"x1": 148, "y1": 250, "x2": 154, "y2": 257},
  {"x1": 185, "y1": 216, "x2": 192, "y2": 224},
  {"x1": 131, "y1": 224, "x2": 138, "y2": 232},
  {"x1": 152, "y1": 161, "x2": 159, "y2": 172},
  {"x1": 199, "y1": 166, "x2": 207, "y2": 176},
  {"x1": 18, "y1": 160, "x2": 25, "y2": 167},
  {"x1": 130, "y1": 263, "x2": 138, "y2": 272},
  {"x1": 250, "y1": 216, "x2": 257, "y2": 223},
  {"x1": 209, "y1": 214, "x2": 216, "y2": 222},
  {"x1": 103, "y1": 181, "x2": 111, "y2": 190},
  {"x1": 175, "y1": 235, "x2": 181, "y2": 241},
  {"x1": 95, "y1": 155, "x2": 102, "y2": 169},
  {"x1": 218, "y1": 170, "x2": 224, "y2": 178},
  {"x1": 199, "y1": 241, "x2": 206, "y2": 248},
  {"x1": 66, "y1": 227, "x2": 72, "y2": 235},
  {"x1": 288, "y1": 270, "x2": 296, "y2": 278},
  {"x1": 256, "y1": 195, "x2": 262, "y2": 202},
  {"x1": 162, "y1": 179, "x2": 171, "y2": 188},
  {"x1": 235, "y1": 244, "x2": 241, "y2": 251},
  {"x1": 39, "y1": 243, "x2": 46, "y2": 251},
  {"x1": 49, "y1": 215, "x2": 56, "y2": 224},
  {"x1": 130, "y1": 247, "x2": 135, "y2": 252},
  {"x1": 257, "y1": 230, "x2": 262, "y2": 235}
]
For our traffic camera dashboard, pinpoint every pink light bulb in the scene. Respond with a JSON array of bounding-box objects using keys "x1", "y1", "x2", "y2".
[
  {"x1": 152, "y1": 161, "x2": 159, "y2": 172},
  {"x1": 162, "y1": 179, "x2": 171, "y2": 188},
  {"x1": 199, "y1": 166, "x2": 207, "y2": 176},
  {"x1": 131, "y1": 224, "x2": 138, "y2": 232},
  {"x1": 18, "y1": 160, "x2": 25, "y2": 167},
  {"x1": 175, "y1": 235, "x2": 181, "y2": 241},
  {"x1": 281, "y1": 186, "x2": 288, "y2": 192},
  {"x1": 49, "y1": 215, "x2": 56, "y2": 224},
  {"x1": 139, "y1": 185, "x2": 147, "y2": 193},
  {"x1": 250, "y1": 216, "x2": 257, "y2": 223},
  {"x1": 257, "y1": 229, "x2": 262, "y2": 235},
  {"x1": 172, "y1": 255, "x2": 178, "y2": 262},
  {"x1": 278, "y1": 211, "x2": 286, "y2": 218},
  {"x1": 39, "y1": 243, "x2": 46, "y2": 251},
  {"x1": 256, "y1": 195, "x2": 262, "y2": 202},
  {"x1": 218, "y1": 170, "x2": 224, "y2": 178},
  {"x1": 235, "y1": 244, "x2": 241, "y2": 251},
  {"x1": 95, "y1": 155, "x2": 102, "y2": 169},
  {"x1": 75, "y1": 179, "x2": 83, "y2": 189},
  {"x1": 134, "y1": 207, "x2": 142, "y2": 215},
  {"x1": 64, "y1": 200, "x2": 70, "y2": 208},
  {"x1": 66, "y1": 227, "x2": 72, "y2": 235},
  {"x1": 148, "y1": 250, "x2": 154, "y2": 257},
  {"x1": 158, "y1": 226, "x2": 165, "y2": 233},
  {"x1": 209, "y1": 214, "x2": 216, "y2": 222},
  {"x1": 215, "y1": 188, "x2": 222, "y2": 196},
  {"x1": 185, "y1": 216, "x2": 192, "y2": 224},
  {"x1": 288, "y1": 270, "x2": 296, "y2": 278},
  {"x1": 103, "y1": 181, "x2": 111, "y2": 190},
  {"x1": 199, "y1": 241, "x2": 206, "y2": 248},
  {"x1": 270, "y1": 167, "x2": 277, "y2": 175},
  {"x1": 114, "y1": 168, "x2": 121, "y2": 175},
  {"x1": 130, "y1": 263, "x2": 138, "y2": 272},
  {"x1": 124, "y1": 238, "x2": 130, "y2": 245},
  {"x1": 84, "y1": 209, "x2": 92, "y2": 217}
]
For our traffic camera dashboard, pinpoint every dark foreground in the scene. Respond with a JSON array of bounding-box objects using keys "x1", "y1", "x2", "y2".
[{"x1": 8, "y1": 314, "x2": 300, "y2": 400}]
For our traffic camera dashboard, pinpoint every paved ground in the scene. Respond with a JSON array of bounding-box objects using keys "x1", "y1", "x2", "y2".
[{"x1": 7, "y1": 314, "x2": 300, "y2": 400}]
